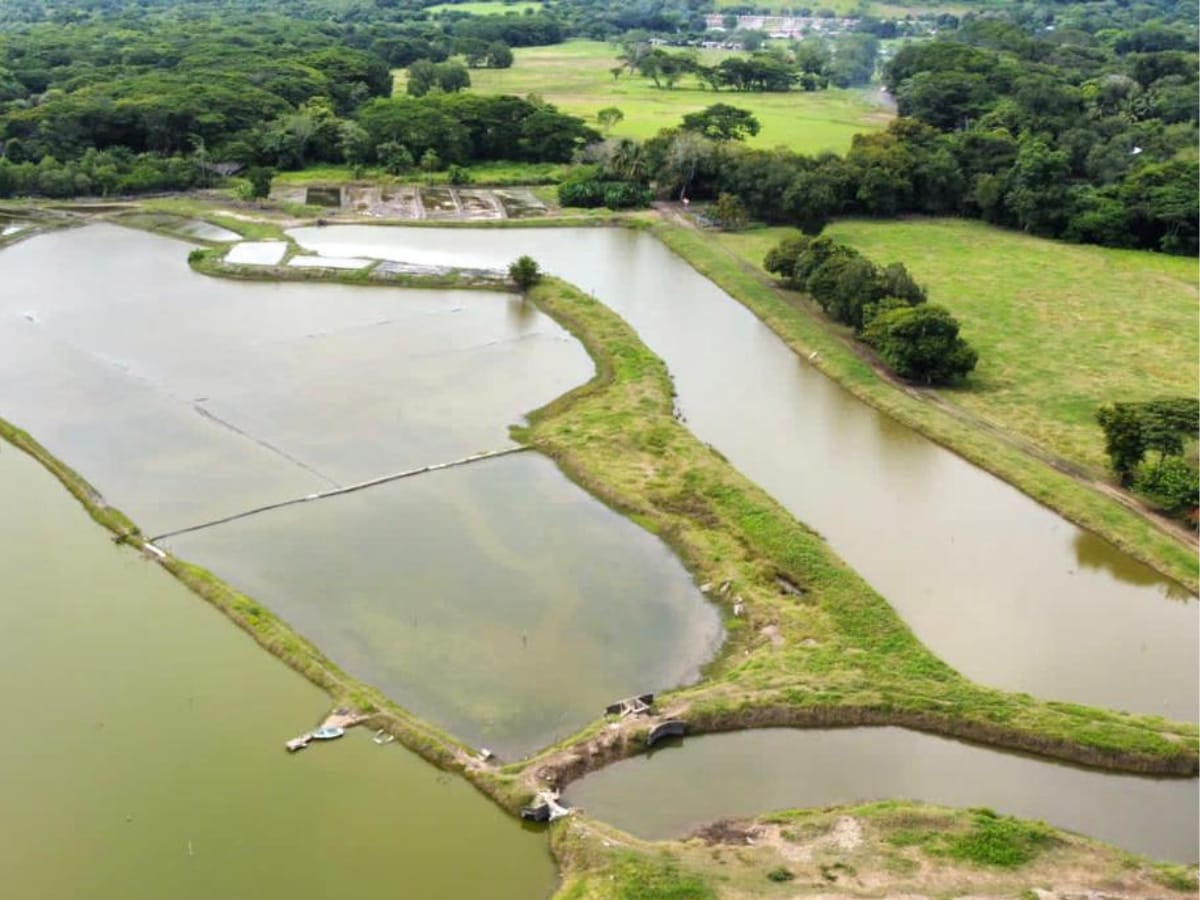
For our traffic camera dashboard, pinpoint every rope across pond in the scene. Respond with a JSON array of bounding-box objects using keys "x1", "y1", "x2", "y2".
[{"x1": 148, "y1": 445, "x2": 530, "y2": 543}]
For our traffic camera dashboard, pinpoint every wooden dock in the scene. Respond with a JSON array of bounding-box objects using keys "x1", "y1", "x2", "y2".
[{"x1": 285, "y1": 708, "x2": 369, "y2": 753}]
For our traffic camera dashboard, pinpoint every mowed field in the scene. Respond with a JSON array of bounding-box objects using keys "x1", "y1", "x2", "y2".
[
  {"x1": 448, "y1": 40, "x2": 891, "y2": 154},
  {"x1": 716, "y1": 219, "x2": 1199, "y2": 475}
]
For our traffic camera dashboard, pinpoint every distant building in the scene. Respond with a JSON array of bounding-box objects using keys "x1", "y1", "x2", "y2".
[{"x1": 703, "y1": 13, "x2": 860, "y2": 38}]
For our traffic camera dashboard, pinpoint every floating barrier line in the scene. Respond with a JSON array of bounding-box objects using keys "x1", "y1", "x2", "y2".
[{"x1": 148, "y1": 445, "x2": 530, "y2": 543}]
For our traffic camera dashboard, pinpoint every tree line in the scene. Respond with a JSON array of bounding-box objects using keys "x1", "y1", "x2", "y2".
[
  {"x1": 616, "y1": 35, "x2": 878, "y2": 93},
  {"x1": 764, "y1": 234, "x2": 978, "y2": 386}
]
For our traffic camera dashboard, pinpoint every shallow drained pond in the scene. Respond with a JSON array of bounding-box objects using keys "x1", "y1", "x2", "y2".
[
  {"x1": 563, "y1": 728, "x2": 1200, "y2": 863},
  {"x1": 0, "y1": 441, "x2": 556, "y2": 900},
  {"x1": 0, "y1": 224, "x2": 721, "y2": 757},
  {"x1": 289, "y1": 225, "x2": 1199, "y2": 723}
]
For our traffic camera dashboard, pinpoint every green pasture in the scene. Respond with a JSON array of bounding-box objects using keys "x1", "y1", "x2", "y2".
[
  {"x1": 716, "y1": 218, "x2": 1199, "y2": 476},
  {"x1": 424, "y1": 40, "x2": 891, "y2": 155}
]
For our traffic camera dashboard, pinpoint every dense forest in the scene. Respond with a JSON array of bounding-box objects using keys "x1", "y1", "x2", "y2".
[
  {"x1": 0, "y1": 0, "x2": 594, "y2": 193},
  {"x1": 575, "y1": 2, "x2": 1198, "y2": 254},
  {"x1": 0, "y1": 0, "x2": 1196, "y2": 254}
]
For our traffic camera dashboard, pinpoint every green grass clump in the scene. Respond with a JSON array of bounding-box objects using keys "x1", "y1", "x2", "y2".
[
  {"x1": 942, "y1": 809, "x2": 1056, "y2": 868},
  {"x1": 608, "y1": 854, "x2": 716, "y2": 899},
  {"x1": 423, "y1": 40, "x2": 889, "y2": 154}
]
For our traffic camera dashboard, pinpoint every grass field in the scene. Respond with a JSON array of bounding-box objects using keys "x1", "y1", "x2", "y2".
[
  {"x1": 715, "y1": 218, "x2": 1200, "y2": 478},
  {"x1": 426, "y1": 40, "x2": 890, "y2": 155}
]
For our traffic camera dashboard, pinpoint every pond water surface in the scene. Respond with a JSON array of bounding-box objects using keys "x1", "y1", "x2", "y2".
[
  {"x1": 0, "y1": 443, "x2": 556, "y2": 899},
  {"x1": 289, "y1": 225, "x2": 1198, "y2": 723},
  {"x1": 564, "y1": 728, "x2": 1199, "y2": 863},
  {"x1": 168, "y1": 452, "x2": 722, "y2": 756}
]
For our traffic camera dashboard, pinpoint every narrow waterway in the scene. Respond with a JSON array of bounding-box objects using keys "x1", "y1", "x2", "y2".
[
  {"x1": 0, "y1": 443, "x2": 556, "y2": 899},
  {"x1": 289, "y1": 225, "x2": 1198, "y2": 723},
  {"x1": 564, "y1": 729, "x2": 1200, "y2": 863}
]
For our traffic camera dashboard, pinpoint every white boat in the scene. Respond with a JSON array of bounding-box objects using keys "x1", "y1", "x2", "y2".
[{"x1": 311, "y1": 726, "x2": 345, "y2": 741}]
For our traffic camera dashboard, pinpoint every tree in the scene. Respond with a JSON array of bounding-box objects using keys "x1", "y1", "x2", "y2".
[
  {"x1": 407, "y1": 60, "x2": 438, "y2": 97},
  {"x1": 681, "y1": 103, "x2": 760, "y2": 141},
  {"x1": 1132, "y1": 456, "x2": 1199, "y2": 516},
  {"x1": 485, "y1": 42, "x2": 513, "y2": 69},
  {"x1": 711, "y1": 192, "x2": 748, "y2": 229},
  {"x1": 1097, "y1": 398, "x2": 1199, "y2": 484},
  {"x1": 419, "y1": 148, "x2": 441, "y2": 181},
  {"x1": 509, "y1": 255, "x2": 541, "y2": 291},
  {"x1": 1096, "y1": 402, "x2": 1146, "y2": 484},
  {"x1": 246, "y1": 166, "x2": 273, "y2": 201},
  {"x1": 435, "y1": 62, "x2": 471, "y2": 93},
  {"x1": 377, "y1": 141, "x2": 414, "y2": 175},
  {"x1": 596, "y1": 106, "x2": 624, "y2": 135},
  {"x1": 864, "y1": 304, "x2": 978, "y2": 385}
]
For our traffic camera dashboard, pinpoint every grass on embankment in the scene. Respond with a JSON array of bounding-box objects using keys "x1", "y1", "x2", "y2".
[
  {"x1": 414, "y1": 40, "x2": 890, "y2": 154},
  {"x1": 512, "y1": 274, "x2": 1197, "y2": 782},
  {"x1": 720, "y1": 218, "x2": 1199, "y2": 477},
  {"x1": 653, "y1": 221, "x2": 1198, "y2": 592},
  {"x1": 550, "y1": 801, "x2": 1198, "y2": 898}
]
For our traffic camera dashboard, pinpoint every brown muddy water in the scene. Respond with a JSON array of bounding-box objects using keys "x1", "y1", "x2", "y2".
[
  {"x1": 0, "y1": 224, "x2": 721, "y2": 758},
  {"x1": 0, "y1": 441, "x2": 556, "y2": 899},
  {"x1": 289, "y1": 225, "x2": 1198, "y2": 724},
  {"x1": 564, "y1": 728, "x2": 1200, "y2": 863}
]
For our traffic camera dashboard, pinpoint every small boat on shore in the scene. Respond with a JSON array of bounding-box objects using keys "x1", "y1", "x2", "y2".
[{"x1": 311, "y1": 726, "x2": 345, "y2": 741}]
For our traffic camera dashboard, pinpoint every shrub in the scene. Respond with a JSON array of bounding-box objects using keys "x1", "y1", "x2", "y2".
[
  {"x1": 558, "y1": 176, "x2": 606, "y2": 208},
  {"x1": 602, "y1": 180, "x2": 651, "y2": 209},
  {"x1": 509, "y1": 255, "x2": 542, "y2": 291},
  {"x1": 863, "y1": 303, "x2": 978, "y2": 385},
  {"x1": 944, "y1": 809, "x2": 1055, "y2": 868}
]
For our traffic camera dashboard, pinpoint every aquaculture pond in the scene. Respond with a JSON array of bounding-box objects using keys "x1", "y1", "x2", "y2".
[
  {"x1": 564, "y1": 729, "x2": 1200, "y2": 864},
  {"x1": 168, "y1": 451, "x2": 721, "y2": 756},
  {"x1": 0, "y1": 224, "x2": 721, "y2": 758},
  {"x1": 290, "y1": 225, "x2": 1199, "y2": 723},
  {"x1": 0, "y1": 443, "x2": 556, "y2": 900}
]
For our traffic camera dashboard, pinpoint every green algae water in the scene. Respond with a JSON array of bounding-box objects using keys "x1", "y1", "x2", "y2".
[{"x1": 0, "y1": 445, "x2": 556, "y2": 899}]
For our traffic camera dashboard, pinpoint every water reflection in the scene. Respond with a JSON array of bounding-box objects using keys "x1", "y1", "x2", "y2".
[{"x1": 1074, "y1": 531, "x2": 1192, "y2": 600}]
